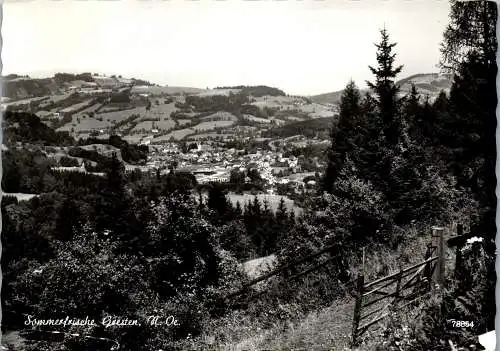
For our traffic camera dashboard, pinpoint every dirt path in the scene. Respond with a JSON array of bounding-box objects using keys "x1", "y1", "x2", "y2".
[{"x1": 225, "y1": 297, "x2": 355, "y2": 351}]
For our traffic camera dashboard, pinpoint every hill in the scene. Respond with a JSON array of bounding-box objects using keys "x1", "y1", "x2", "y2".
[
  {"x1": 310, "y1": 72, "x2": 453, "y2": 104},
  {"x1": 2, "y1": 77, "x2": 62, "y2": 100},
  {"x1": 309, "y1": 89, "x2": 360, "y2": 105},
  {"x1": 1, "y1": 72, "x2": 449, "y2": 145},
  {"x1": 3, "y1": 111, "x2": 75, "y2": 146},
  {"x1": 214, "y1": 85, "x2": 286, "y2": 97},
  {"x1": 2, "y1": 73, "x2": 156, "y2": 102},
  {"x1": 3, "y1": 110, "x2": 147, "y2": 166},
  {"x1": 397, "y1": 72, "x2": 453, "y2": 95},
  {"x1": 130, "y1": 85, "x2": 207, "y2": 96}
]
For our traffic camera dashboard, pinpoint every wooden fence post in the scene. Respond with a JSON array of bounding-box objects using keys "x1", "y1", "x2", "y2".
[
  {"x1": 454, "y1": 223, "x2": 463, "y2": 279},
  {"x1": 351, "y1": 273, "x2": 365, "y2": 347},
  {"x1": 424, "y1": 242, "x2": 433, "y2": 290},
  {"x1": 395, "y1": 267, "x2": 403, "y2": 300},
  {"x1": 432, "y1": 226, "x2": 445, "y2": 290}
]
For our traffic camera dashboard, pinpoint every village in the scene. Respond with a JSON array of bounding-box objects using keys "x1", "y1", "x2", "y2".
[{"x1": 142, "y1": 138, "x2": 324, "y2": 193}]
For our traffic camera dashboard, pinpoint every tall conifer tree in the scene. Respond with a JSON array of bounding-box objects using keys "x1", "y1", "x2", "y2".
[
  {"x1": 323, "y1": 80, "x2": 362, "y2": 192},
  {"x1": 366, "y1": 29, "x2": 403, "y2": 146}
]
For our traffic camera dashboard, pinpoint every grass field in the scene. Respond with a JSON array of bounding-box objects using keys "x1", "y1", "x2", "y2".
[
  {"x1": 283, "y1": 116, "x2": 307, "y2": 122},
  {"x1": 131, "y1": 121, "x2": 154, "y2": 132},
  {"x1": 98, "y1": 107, "x2": 145, "y2": 122},
  {"x1": 147, "y1": 101, "x2": 179, "y2": 118},
  {"x1": 243, "y1": 114, "x2": 272, "y2": 124},
  {"x1": 122, "y1": 135, "x2": 143, "y2": 144},
  {"x1": 196, "y1": 88, "x2": 241, "y2": 97},
  {"x1": 177, "y1": 119, "x2": 192, "y2": 126},
  {"x1": 60, "y1": 100, "x2": 94, "y2": 113},
  {"x1": 46, "y1": 93, "x2": 72, "y2": 104},
  {"x1": 193, "y1": 120, "x2": 235, "y2": 131},
  {"x1": 130, "y1": 85, "x2": 207, "y2": 95},
  {"x1": 227, "y1": 193, "x2": 302, "y2": 216},
  {"x1": 74, "y1": 103, "x2": 102, "y2": 118},
  {"x1": 200, "y1": 111, "x2": 238, "y2": 121},
  {"x1": 131, "y1": 120, "x2": 177, "y2": 133},
  {"x1": 251, "y1": 95, "x2": 304, "y2": 108},
  {"x1": 153, "y1": 128, "x2": 196, "y2": 141},
  {"x1": 155, "y1": 120, "x2": 177, "y2": 130},
  {"x1": 57, "y1": 116, "x2": 112, "y2": 133},
  {"x1": 298, "y1": 103, "x2": 335, "y2": 118}
]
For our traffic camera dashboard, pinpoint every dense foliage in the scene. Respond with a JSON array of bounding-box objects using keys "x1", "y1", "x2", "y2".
[
  {"x1": 262, "y1": 117, "x2": 335, "y2": 139},
  {"x1": 3, "y1": 111, "x2": 75, "y2": 146},
  {"x1": 54, "y1": 72, "x2": 95, "y2": 84},
  {"x1": 2, "y1": 78, "x2": 58, "y2": 100}
]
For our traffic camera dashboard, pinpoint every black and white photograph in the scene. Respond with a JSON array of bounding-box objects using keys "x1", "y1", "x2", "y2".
[{"x1": 0, "y1": 0, "x2": 497, "y2": 350}]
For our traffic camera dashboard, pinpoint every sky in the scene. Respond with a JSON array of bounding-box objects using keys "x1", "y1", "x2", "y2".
[{"x1": 2, "y1": 0, "x2": 451, "y2": 96}]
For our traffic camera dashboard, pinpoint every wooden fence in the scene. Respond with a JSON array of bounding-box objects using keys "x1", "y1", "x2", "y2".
[
  {"x1": 221, "y1": 221, "x2": 472, "y2": 347},
  {"x1": 351, "y1": 223, "x2": 470, "y2": 346},
  {"x1": 224, "y1": 242, "x2": 346, "y2": 305}
]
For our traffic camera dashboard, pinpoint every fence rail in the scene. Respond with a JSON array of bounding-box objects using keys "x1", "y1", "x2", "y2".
[
  {"x1": 225, "y1": 243, "x2": 341, "y2": 302},
  {"x1": 221, "y1": 222, "x2": 466, "y2": 348},
  {"x1": 351, "y1": 223, "x2": 467, "y2": 346}
]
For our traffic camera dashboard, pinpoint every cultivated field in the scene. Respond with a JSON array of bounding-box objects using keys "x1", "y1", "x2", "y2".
[
  {"x1": 200, "y1": 111, "x2": 238, "y2": 121},
  {"x1": 122, "y1": 135, "x2": 143, "y2": 144},
  {"x1": 177, "y1": 119, "x2": 192, "y2": 126},
  {"x1": 196, "y1": 88, "x2": 241, "y2": 97},
  {"x1": 298, "y1": 103, "x2": 334, "y2": 118},
  {"x1": 57, "y1": 116, "x2": 112, "y2": 132},
  {"x1": 131, "y1": 120, "x2": 177, "y2": 133},
  {"x1": 130, "y1": 85, "x2": 207, "y2": 95},
  {"x1": 74, "y1": 103, "x2": 102, "y2": 118},
  {"x1": 193, "y1": 120, "x2": 235, "y2": 132},
  {"x1": 243, "y1": 114, "x2": 272, "y2": 124},
  {"x1": 59, "y1": 100, "x2": 94, "y2": 113},
  {"x1": 131, "y1": 121, "x2": 154, "y2": 132},
  {"x1": 155, "y1": 120, "x2": 177, "y2": 130},
  {"x1": 98, "y1": 107, "x2": 145, "y2": 122},
  {"x1": 283, "y1": 116, "x2": 306, "y2": 122},
  {"x1": 154, "y1": 128, "x2": 196, "y2": 141},
  {"x1": 147, "y1": 101, "x2": 179, "y2": 118}
]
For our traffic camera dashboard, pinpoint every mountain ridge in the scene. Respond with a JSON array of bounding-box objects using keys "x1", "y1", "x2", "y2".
[
  {"x1": 3, "y1": 72, "x2": 452, "y2": 103},
  {"x1": 309, "y1": 72, "x2": 453, "y2": 104}
]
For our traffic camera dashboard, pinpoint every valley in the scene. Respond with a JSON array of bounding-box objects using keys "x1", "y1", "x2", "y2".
[{"x1": 1, "y1": 71, "x2": 452, "y2": 204}]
